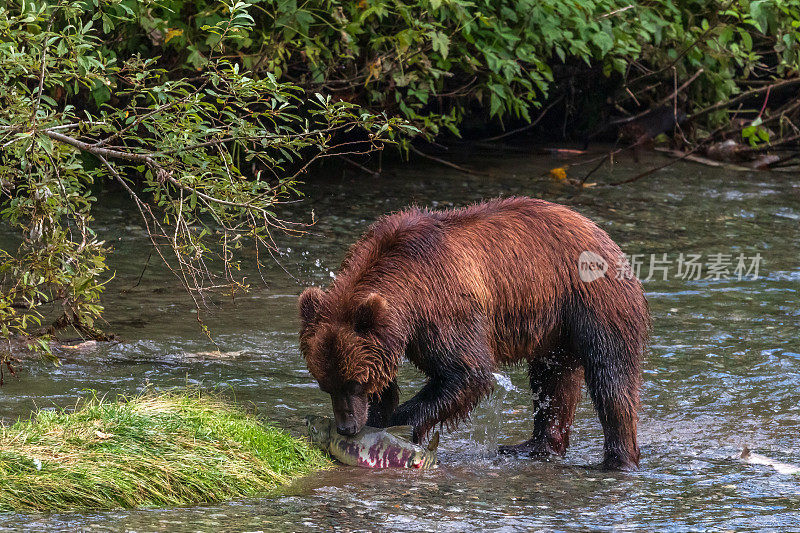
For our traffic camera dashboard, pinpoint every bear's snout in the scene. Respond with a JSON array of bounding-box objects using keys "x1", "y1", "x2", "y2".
[
  {"x1": 331, "y1": 388, "x2": 369, "y2": 437},
  {"x1": 336, "y1": 421, "x2": 360, "y2": 436}
]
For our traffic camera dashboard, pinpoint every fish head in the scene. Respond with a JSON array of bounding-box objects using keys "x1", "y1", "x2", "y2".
[{"x1": 305, "y1": 415, "x2": 333, "y2": 447}]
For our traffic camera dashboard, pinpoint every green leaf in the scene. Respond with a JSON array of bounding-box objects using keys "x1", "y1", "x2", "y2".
[
  {"x1": 489, "y1": 91, "x2": 503, "y2": 117},
  {"x1": 592, "y1": 31, "x2": 614, "y2": 55},
  {"x1": 429, "y1": 31, "x2": 450, "y2": 59}
]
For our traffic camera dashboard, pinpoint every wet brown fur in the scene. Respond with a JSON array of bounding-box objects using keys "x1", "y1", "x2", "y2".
[{"x1": 299, "y1": 197, "x2": 649, "y2": 470}]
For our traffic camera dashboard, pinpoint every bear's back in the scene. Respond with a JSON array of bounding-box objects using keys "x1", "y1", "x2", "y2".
[{"x1": 338, "y1": 197, "x2": 615, "y2": 287}]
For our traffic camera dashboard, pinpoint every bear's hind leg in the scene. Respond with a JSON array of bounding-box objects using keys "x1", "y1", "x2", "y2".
[
  {"x1": 573, "y1": 308, "x2": 642, "y2": 471},
  {"x1": 584, "y1": 361, "x2": 640, "y2": 471},
  {"x1": 498, "y1": 356, "x2": 583, "y2": 457}
]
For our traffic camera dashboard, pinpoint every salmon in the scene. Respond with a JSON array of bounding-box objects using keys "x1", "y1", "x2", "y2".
[{"x1": 306, "y1": 415, "x2": 439, "y2": 469}]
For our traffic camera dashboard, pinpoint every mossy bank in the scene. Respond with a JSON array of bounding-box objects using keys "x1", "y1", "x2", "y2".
[{"x1": 0, "y1": 391, "x2": 328, "y2": 513}]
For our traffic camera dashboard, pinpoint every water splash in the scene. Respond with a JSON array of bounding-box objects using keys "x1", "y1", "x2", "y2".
[
  {"x1": 466, "y1": 373, "x2": 518, "y2": 454},
  {"x1": 492, "y1": 372, "x2": 518, "y2": 393}
]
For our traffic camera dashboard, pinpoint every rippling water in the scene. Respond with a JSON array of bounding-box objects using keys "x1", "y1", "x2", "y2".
[{"x1": 1, "y1": 147, "x2": 798, "y2": 531}]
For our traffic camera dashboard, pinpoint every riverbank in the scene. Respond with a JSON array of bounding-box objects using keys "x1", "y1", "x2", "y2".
[{"x1": 0, "y1": 390, "x2": 328, "y2": 513}]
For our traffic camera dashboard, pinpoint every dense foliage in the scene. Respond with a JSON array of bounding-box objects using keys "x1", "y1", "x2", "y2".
[
  {"x1": 58, "y1": 0, "x2": 800, "y2": 134},
  {"x1": 2, "y1": 0, "x2": 799, "y2": 357}
]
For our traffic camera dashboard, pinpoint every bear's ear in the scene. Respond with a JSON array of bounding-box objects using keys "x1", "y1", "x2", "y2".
[
  {"x1": 353, "y1": 292, "x2": 388, "y2": 334},
  {"x1": 299, "y1": 287, "x2": 324, "y2": 326}
]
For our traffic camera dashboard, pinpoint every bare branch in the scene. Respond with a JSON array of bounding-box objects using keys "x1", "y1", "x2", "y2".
[
  {"x1": 688, "y1": 78, "x2": 800, "y2": 123},
  {"x1": 480, "y1": 96, "x2": 564, "y2": 142},
  {"x1": 408, "y1": 144, "x2": 486, "y2": 176},
  {"x1": 597, "y1": 4, "x2": 634, "y2": 20},
  {"x1": 43, "y1": 130, "x2": 158, "y2": 166},
  {"x1": 608, "y1": 69, "x2": 704, "y2": 128}
]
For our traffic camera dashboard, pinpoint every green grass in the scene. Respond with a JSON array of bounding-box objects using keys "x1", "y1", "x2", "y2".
[{"x1": 0, "y1": 390, "x2": 329, "y2": 513}]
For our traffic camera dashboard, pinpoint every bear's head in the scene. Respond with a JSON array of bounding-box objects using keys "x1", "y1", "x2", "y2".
[{"x1": 299, "y1": 287, "x2": 399, "y2": 436}]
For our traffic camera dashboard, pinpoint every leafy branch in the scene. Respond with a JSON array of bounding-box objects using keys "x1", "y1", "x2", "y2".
[{"x1": 0, "y1": 0, "x2": 415, "y2": 357}]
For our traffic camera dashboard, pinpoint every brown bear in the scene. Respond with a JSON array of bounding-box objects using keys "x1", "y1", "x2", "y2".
[{"x1": 299, "y1": 197, "x2": 649, "y2": 470}]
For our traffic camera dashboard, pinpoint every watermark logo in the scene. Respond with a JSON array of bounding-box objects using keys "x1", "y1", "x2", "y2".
[
  {"x1": 578, "y1": 250, "x2": 763, "y2": 282},
  {"x1": 578, "y1": 251, "x2": 608, "y2": 282}
]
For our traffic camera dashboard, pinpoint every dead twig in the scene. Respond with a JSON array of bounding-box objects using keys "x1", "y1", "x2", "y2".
[
  {"x1": 44, "y1": 129, "x2": 158, "y2": 166},
  {"x1": 608, "y1": 151, "x2": 692, "y2": 185},
  {"x1": 653, "y1": 147, "x2": 753, "y2": 170},
  {"x1": 597, "y1": 4, "x2": 634, "y2": 19},
  {"x1": 611, "y1": 146, "x2": 749, "y2": 186},
  {"x1": 480, "y1": 96, "x2": 564, "y2": 142},
  {"x1": 120, "y1": 250, "x2": 153, "y2": 293},
  {"x1": 767, "y1": 152, "x2": 800, "y2": 168},
  {"x1": 739, "y1": 132, "x2": 800, "y2": 153},
  {"x1": 408, "y1": 144, "x2": 487, "y2": 175},
  {"x1": 688, "y1": 78, "x2": 800, "y2": 123},
  {"x1": 342, "y1": 156, "x2": 380, "y2": 176},
  {"x1": 95, "y1": 154, "x2": 201, "y2": 310},
  {"x1": 579, "y1": 152, "x2": 614, "y2": 185},
  {"x1": 608, "y1": 69, "x2": 704, "y2": 128}
]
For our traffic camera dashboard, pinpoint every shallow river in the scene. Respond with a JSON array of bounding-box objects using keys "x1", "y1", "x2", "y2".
[{"x1": 1, "y1": 147, "x2": 799, "y2": 531}]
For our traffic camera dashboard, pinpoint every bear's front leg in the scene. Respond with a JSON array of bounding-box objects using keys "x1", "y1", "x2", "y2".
[
  {"x1": 389, "y1": 363, "x2": 494, "y2": 442},
  {"x1": 366, "y1": 379, "x2": 399, "y2": 428}
]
